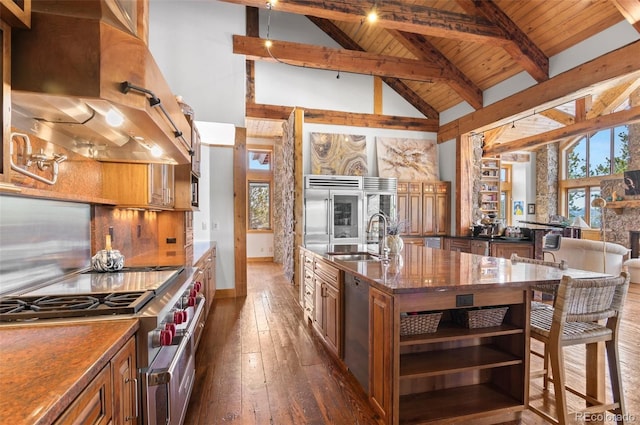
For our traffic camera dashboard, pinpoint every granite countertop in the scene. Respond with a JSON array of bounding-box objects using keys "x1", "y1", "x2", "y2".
[
  {"x1": 0, "y1": 318, "x2": 139, "y2": 425},
  {"x1": 302, "y1": 244, "x2": 606, "y2": 294},
  {"x1": 193, "y1": 240, "x2": 216, "y2": 266}
]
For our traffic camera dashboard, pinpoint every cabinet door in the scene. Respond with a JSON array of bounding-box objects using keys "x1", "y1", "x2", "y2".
[
  {"x1": 324, "y1": 283, "x2": 340, "y2": 357},
  {"x1": 407, "y1": 192, "x2": 422, "y2": 236},
  {"x1": 313, "y1": 277, "x2": 324, "y2": 333},
  {"x1": 397, "y1": 193, "x2": 409, "y2": 234},
  {"x1": 54, "y1": 364, "x2": 112, "y2": 425},
  {"x1": 435, "y1": 193, "x2": 449, "y2": 235},
  {"x1": 369, "y1": 287, "x2": 393, "y2": 422},
  {"x1": 112, "y1": 338, "x2": 137, "y2": 425},
  {"x1": 470, "y1": 240, "x2": 489, "y2": 256},
  {"x1": 149, "y1": 164, "x2": 174, "y2": 207},
  {"x1": 422, "y1": 193, "x2": 435, "y2": 235}
]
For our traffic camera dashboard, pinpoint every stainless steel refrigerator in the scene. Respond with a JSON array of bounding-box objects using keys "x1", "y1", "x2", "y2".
[
  {"x1": 363, "y1": 177, "x2": 398, "y2": 243},
  {"x1": 303, "y1": 175, "x2": 364, "y2": 246}
]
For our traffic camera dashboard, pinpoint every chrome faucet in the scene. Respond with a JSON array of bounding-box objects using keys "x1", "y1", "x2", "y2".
[{"x1": 367, "y1": 213, "x2": 390, "y2": 260}]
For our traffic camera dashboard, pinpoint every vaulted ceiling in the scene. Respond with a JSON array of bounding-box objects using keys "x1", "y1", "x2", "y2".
[{"x1": 222, "y1": 0, "x2": 640, "y2": 153}]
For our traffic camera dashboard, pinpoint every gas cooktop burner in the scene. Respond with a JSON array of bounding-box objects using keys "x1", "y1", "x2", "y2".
[{"x1": 0, "y1": 291, "x2": 155, "y2": 322}]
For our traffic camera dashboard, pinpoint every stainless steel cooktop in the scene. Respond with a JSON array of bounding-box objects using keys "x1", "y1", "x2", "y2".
[{"x1": 20, "y1": 269, "x2": 181, "y2": 296}]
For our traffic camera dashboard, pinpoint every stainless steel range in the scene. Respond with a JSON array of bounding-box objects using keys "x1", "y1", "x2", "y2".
[{"x1": 0, "y1": 265, "x2": 205, "y2": 425}]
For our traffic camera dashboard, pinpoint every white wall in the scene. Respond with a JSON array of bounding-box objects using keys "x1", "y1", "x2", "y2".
[{"x1": 150, "y1": 1, "x2": 245, "y2": 290}]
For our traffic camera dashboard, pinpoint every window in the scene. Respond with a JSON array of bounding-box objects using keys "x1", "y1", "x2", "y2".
[
  {"x1": 562, "y1": 125, "x2": 629, "y2": 227},
  {"x1": 248, "y1": 181, "x2": 271, "y2": 230},
  {"x1": 247, "y1": 146, "x2": 273, "y2": 231},
  {"x1": 566, "y1": 126, "x2": 629, "y2": 179},
  {"x1": 500, "y1": 164, "x2": 512, "y2": 225}
]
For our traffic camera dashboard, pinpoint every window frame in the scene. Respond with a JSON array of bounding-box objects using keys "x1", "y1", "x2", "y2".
[{"x1": 246, "y1": 144, "x2": 274, "y2": 233}]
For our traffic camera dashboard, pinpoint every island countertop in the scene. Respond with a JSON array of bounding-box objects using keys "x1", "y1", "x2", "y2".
[{"x1": 302, "y1": 243, "x2": 606, "y2": 294}]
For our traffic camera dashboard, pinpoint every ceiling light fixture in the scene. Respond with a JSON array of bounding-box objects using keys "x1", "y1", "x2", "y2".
[
  {"x1": 366, "y1": 10, "x2": 378, "y2": 23},
  {"x1": 105, "y1": 108, "x2": 124, "y2": 127}
]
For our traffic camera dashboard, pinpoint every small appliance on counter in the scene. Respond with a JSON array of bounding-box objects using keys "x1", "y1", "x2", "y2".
[
  {"x1": 474, "y1": 213, "x2": 504, "y2": 237},
  {"x1": 91, "y1": 235, "x2": 124, "y2": 272}
]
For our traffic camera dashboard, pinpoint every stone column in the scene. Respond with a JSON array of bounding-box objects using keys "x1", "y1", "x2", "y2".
[{"x1": 535, "y1": 143, "x2": 559, "y2": 222}]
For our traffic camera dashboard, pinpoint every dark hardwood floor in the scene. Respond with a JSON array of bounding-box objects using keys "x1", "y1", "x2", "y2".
[{"x1": 184, "y1": 262, "x2": 639, "y2": 425}]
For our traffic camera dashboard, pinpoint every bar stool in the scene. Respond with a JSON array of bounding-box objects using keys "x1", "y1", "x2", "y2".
[
  {"x1": 529, "y1": 272, "x2": 630, "y2": 425},
  {"x1": 542, "y1": 233, "x2": 562, "y2": 262}
]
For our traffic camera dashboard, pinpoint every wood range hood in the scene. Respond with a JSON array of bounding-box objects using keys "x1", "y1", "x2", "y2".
[{"x1": 11, "y1": 2, "x2": 192, "y2": 164}]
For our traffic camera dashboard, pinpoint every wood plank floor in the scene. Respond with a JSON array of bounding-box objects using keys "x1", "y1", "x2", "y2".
[{"x1": 184, "y1": 262, "x2": 640, "y2": 425}]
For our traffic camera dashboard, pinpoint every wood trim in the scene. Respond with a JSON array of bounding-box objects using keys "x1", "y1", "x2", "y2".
[
  {"x1": 1, "y1": 21, "x2": 10, "y2": 183},
  {"x1": 438, "y1": 41, "x2": 640, "y2": 142},
  {"x1": 247, "y1": 256, "x2": 274, "y2": 262},
  {"x1": 234, "y1": 128, "x2": 248, "y2": 297},
  {"x1": 213, "y1": 288, "x2": 236, "y2": 299},
  {"x1": 373, "y1": 77, "x2": 383, "y2": 115}
]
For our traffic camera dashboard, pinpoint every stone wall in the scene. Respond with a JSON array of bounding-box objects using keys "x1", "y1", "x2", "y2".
[
  {"x1": 273, "y1": 112, "x2": 295, "y2": 282},
  {"x1": 535, "y1": 143, "x2": 559, "y2": 222},
  {"x1": 601, "y1": 87, "x2": 640, "y2": 248}
]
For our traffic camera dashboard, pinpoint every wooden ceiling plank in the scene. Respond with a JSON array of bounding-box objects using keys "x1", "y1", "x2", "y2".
[
  {"x1": 233, "y1": 35, "x2": 454, "y2": 83},
  {"x1": 456, "y1": 0, "x2": 549, "y2": 82},
  {"x1": 245, "y1": 103, "x2": 438, "y2": 132},
  {"x1": 220, "y1": 0, "x2": 509, "y2": 44},
  {"x1": 611, "y1": 0, "x2": 640, "y2": 32},
  {"x1": 438, "y1": 40, "x2": 640, "y2": 142},
  {"x1": 306, "y1": 16, "x2": 439, "y2": 119},
  {"x1": 391, "y1": 30, "x2": 483, "y2": 109},
  {"x1": 540, "y1": 109, "x2": 575, "y2": 126},
  {"x1": 484, "y1": 105, "x2": 640, "y2": 155},
  {"x1": 588, "y1": 79, "x2": 640, "y2": 117}
]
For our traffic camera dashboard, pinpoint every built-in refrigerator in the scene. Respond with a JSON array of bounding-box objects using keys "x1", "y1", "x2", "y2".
[
  {"x1": 363, "y1": 177, "x2": 398, "y2": 243},
  {"x1": 303, "y1": 175, "x2": 364, "y2": 246}
]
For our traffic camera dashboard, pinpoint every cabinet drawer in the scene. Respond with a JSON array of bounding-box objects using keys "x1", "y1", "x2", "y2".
[
  {"x1": 314, "y1": 259, "x2": 340, "y2": 284},
  {"x1": 303, "y1": 253, "x2": 315, "y2": 268},
  {"x1": 397, "y1": 182, "x2": 409, "y2": 193},
  {"x1": 422, "y1": 183, "x2": 435, "y2": 193},
  {"x1": 398, "y1": 289, "x2": 525, "y2": 312}
]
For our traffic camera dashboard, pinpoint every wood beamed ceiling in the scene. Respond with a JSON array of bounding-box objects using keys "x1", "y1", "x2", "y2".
[{"x1": 222, "y1": 0, "x2": 640, "y2": 155}]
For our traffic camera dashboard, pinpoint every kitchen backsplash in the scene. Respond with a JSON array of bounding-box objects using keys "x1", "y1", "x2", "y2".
[{"x1": 0, "y1": 195, "x2": 90, "y2": 295}]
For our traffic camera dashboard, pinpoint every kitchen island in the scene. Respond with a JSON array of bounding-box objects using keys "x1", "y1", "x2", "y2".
[{"x1": 301, "y1": 243, "x2": 607, "y2": 425}]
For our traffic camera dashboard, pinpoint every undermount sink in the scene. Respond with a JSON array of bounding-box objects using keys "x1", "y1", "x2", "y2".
[{"x1": 327, "y1": 252, "x2": 380, "y2": 262}]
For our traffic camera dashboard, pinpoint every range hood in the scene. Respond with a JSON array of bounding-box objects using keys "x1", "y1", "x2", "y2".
[{"x1": 11, "y1": 1, "x2": 192, "y2": 164}]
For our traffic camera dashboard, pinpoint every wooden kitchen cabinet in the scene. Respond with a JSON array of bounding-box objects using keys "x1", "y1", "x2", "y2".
[
  {"x1": 369, "y1": 286, "x2": 393, "y2": 422},
  {"x1": 112, "y1": 337, "x2": 138, "y2": 425},
  {"x1": 54, "y1": 364, "x2": 112, "y2": 425},
  {"x1": 422, "y1": 182, "x2": 450, "y2": 236},
  {"x1": 195, "y1": 245, "x2": 216, "y2": 319},
  {"x1": 102, "y1": 162, "x2": 175, "y2": 209},
  {"x1": 312, "y1": 257, "x2": 342, "y2": 357},
  {"x1": 54, "y1": 335, "x2": 138, "y2": 425},
  {"x1": 491, "y1": 242, "x2": 533, "y2": 259},
  {"x1": 302, "y1": 250, "x2": 315, "y2": 323},
  {"x1": 398, "y1": 180, "x2": 450, "y2": 237}
]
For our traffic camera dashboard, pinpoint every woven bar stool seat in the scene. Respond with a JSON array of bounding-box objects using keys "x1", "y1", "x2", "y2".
[{"x1": 529, "y1": 272, "x2": 630, "y2": 425}]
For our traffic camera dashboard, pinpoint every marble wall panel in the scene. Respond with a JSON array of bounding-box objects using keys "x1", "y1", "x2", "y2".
[
  {"x1": 310, "y1": 133, "x2": 367, "y2": 176},
  {"x1": 375, "y1": 137, "x2": 439, "y2": 180}
]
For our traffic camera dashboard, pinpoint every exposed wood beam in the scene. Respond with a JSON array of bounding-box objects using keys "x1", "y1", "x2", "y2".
[
  {"x1": 306, "y1": 16, "x2": 439, "y2": 119},
  {"x1": 233, "y1": 35, "x2": 449, "y2": 83},
  {"x1": 456, "y1": 0, "x2": 549, "y2": 82},
  {"x1": 588, "y1": 78, "x2": 640, "y2": 117},
  {"x1": 611, "y1": 0, "x2": 640, "y2": 32},
  {"x1": 575, "y1": 97, "x2": 591, "y2": 122},
  {"x1": 540, "y1": 109, "x2": 575, "y2": 126},
  {"x1": 484, "y1": 105, "x2": 640, "y2": 155},
  {"x1": 373, "y1": 77, "x2": 383, "y2": 114},
  {"x1": 220, "y1": 0, "x2": 509, "y2": 44},
  {"x1": 246, "y1": 103, "x2": 438, "y2": 132},
  {"x1": 391, "y1": 30, "x2": 483, "y2": 109},
  {"x1": 438, "y1": 40, "x2": 640, "y2": 142},
  {"x1": 245, "y1": 7, "x2": 259, "y2": 104}
]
